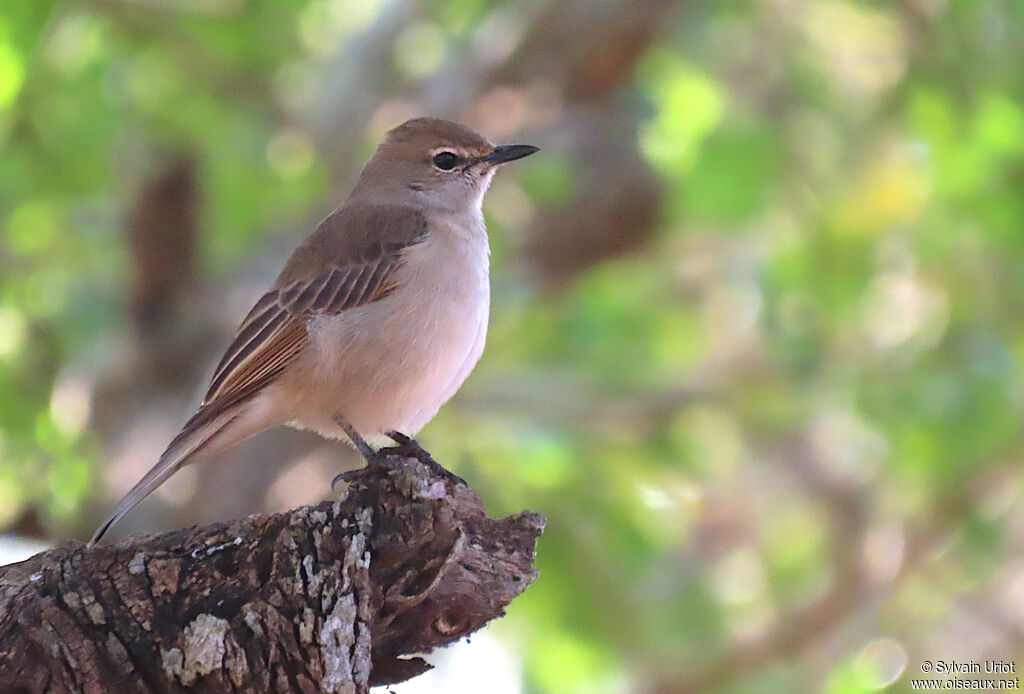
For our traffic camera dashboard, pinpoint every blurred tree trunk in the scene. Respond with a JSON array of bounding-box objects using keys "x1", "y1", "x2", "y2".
[
  {"x1": 484, "y1": 0, "x2": 674, "y2": 290},
  {"x1": 87, "y1": 153, "x2": 225, "y2": 539},
  {"x1": 124, "y1": 153, "x2": 200, "y2": 356}
]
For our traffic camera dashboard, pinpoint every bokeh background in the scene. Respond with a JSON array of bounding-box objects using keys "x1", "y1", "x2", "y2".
[{"x1": 3, "y1": 0, "x2": 1024, "y2": 692}]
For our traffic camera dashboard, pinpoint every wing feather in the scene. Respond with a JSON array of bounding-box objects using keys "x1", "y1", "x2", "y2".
[
  {"x1": 202, "y1": 240, "x2": 418, "y2": 407},
  {"x1": 210, "y1": 320, "x2": 308, "y2": 403},
  {"x1": 345, "y1": 264, "x2": 376, "y2": 307},
  {"x1": 206, "y1": 308, "x2": 290, "y2": 400},
  {"x1": 294, "y1": 270, "x2": 333, "y2": 308},
  {"x1": 311, "y1": 268, "x2": 345, "y2": 310}
]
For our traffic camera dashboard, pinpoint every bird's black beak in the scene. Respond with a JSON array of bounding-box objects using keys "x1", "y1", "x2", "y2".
[{"x1": 485, "y1": 144, "x2": 539, "y2": 166}]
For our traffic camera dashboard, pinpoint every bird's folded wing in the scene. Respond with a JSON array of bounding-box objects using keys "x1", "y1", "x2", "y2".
[{"x1": 203, "y1": 249, "x2": 409, "y2": 407}]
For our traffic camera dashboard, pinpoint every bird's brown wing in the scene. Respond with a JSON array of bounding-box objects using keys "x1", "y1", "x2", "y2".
[
  {"x1": 199, "y1": 204, "x2": 428, "y2": 411},
  {"x1": 175, "y1": 204, "x2": 427, "y2": 442},
  {"x1": 203, "y1": 256, "x2": 404, "y2": 405},
  {"x1": 203, "y1": 214, "x2": 428, "y2": 413}
]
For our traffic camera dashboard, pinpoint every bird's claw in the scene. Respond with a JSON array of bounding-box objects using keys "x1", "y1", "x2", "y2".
[
  {"x1": 331, "y1": 471, "x2": 348, "y2": 495},
  {"x1": 332, "y1": 447, "x2": 403, "y2": 490},
  {"x1": 381, "y1": 431, "x2": 468, "y2": 487}
]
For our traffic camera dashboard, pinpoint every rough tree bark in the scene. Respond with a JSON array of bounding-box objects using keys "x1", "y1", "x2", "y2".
[{"x1": 0, "y1": 454, "x2": 544, "y2": 693}]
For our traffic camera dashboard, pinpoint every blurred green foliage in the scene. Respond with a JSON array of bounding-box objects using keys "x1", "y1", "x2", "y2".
[{"x1": 3, "y1": 1, "x2": 1024, "y2": 693}]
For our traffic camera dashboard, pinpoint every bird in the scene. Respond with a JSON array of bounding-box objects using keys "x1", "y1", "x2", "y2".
[{"x1": 89, "y1": 118, "x2": 538, "y2": 545}]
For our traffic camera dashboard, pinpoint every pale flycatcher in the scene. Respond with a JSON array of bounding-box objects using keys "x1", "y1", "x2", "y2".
[{"x1": 90, "y1": 118, "x2": 538, "y2": 545}]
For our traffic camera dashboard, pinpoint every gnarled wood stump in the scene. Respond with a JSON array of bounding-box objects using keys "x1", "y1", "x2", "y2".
[{"x1": 0, "y1": 456, "x2": 544, "y2": 693}]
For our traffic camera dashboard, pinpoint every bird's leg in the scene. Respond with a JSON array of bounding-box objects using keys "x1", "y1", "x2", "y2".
[
  {"x1": 339, "y1": 420, "x2": 376, "y2": 462},
  {"x1": 382, "y1": 430, "x2": 435, "y2": 463},
  {"x1": 381, "y1": 430, "x2": 468, "y2": 487},
  {"x1": 332, "y1": 417, "x2": 400, "y2": 491},
  {"x1": 385, "y1": 430, "x2": 425, "y2": 453}
]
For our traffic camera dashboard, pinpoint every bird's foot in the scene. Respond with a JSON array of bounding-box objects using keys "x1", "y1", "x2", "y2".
[
  {"x1": 331, "y1": 450, "x2": 403, "y2": 493},
  {"x1": 380, "y1": 431, "x2": 468, "y2": 488},
  {"x1": 329, "y1": 422, "x2": 467, "y2": 490},
  {"x1": 332, "y1": 418, "x2": 404, "y2": 491},
  {"x1": 331, "y1": 471, "x2": 347, "y2": 495}
]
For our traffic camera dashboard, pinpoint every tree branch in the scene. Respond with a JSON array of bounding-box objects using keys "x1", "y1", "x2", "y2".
[{"x1": 0, "y1": 456, "x2": 544, "y2": 693}]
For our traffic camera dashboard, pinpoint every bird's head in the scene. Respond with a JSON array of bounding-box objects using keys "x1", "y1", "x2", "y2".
[{"x1": 353, "y1": 117, "x2": 538, "y2": 214}]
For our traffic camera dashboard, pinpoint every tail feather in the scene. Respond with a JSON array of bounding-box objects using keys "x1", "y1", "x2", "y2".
[{"x1": 88, "y1": 411, "x2": 238, "y2": 546}]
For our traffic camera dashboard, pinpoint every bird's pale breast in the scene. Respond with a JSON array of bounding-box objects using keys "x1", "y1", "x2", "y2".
[{"x1": 278, "y1": 214, "x2": 490, "y2": 442}]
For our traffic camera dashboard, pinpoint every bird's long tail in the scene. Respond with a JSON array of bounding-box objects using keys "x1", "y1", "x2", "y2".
[{"x1": 88, "y1": 408, "x2": 239, "y2": 546}]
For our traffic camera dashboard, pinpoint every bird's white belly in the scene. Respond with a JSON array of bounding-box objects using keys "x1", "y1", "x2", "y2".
[{"x1": 280, "y1": 224, "x2": 490, "y2": 442}]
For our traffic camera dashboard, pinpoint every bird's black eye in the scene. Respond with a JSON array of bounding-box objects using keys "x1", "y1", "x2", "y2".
[{"x1": 432, "y1": 151, "x2": 459, "y2": 170}]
